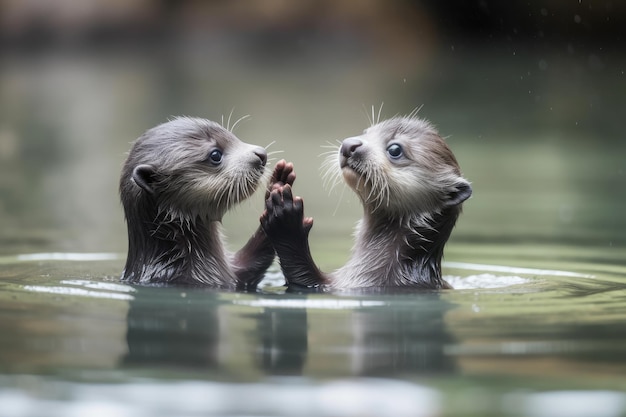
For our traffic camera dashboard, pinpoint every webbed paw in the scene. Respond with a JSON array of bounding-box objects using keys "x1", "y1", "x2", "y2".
[
  {"x1": 266, "y1": 159, "x2": 296, "y2": 199},
  {"x1": 261, "y1": 185, "x2": 313, "y2": 243}
]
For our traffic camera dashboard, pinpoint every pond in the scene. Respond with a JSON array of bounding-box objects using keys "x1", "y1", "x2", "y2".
[{"x1": 1, "y1": 36, "x2": 626, "y2": 417}]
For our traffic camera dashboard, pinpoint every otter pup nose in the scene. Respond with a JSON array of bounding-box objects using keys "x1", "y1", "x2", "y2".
[
  {"x1": 341, "y1": 137, "x2": 363, "y2": 158},
  {"x1": 254, "y1": 148, "x2": 268, "y2": 166}
]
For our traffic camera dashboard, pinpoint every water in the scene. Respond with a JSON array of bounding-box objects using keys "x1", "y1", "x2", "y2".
[
  {"x1": 1, "y1": 251, "x2": 625, "y2": 416},
  {"x1": 2, "y1": 21, "x2": 626, "y2": 417}
]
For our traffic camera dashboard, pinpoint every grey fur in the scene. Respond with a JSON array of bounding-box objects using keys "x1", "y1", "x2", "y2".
[
  {"x1": 120, "y1": 117, "x2": 272, "y2": 288},
  {"x1": 328, "y1": 116, "x2": 472, "y2": 289},
  {"x1": 264, "y1": 116, "x2": 472, "y2": 290}
]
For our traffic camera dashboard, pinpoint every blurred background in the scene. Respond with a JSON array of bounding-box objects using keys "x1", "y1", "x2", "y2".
[{"x1": 1, "y1": 0, "x2": 624, "y2": 269}]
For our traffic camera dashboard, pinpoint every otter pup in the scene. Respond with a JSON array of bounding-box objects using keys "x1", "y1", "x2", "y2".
[
  {"x1": 120, "y1": 116, "x2": 296, "y2": 289},
  {"x1": 261, "y1": 116, "x2": 472, "y2": 290}
]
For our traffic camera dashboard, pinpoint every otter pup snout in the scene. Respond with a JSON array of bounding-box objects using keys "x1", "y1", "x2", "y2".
[
  {"x1": 340, "y1": 137, "x2": 364, "y2": 158},
  {"x1": 254, "y1": 148, "x2": 268, "y2": 167}
]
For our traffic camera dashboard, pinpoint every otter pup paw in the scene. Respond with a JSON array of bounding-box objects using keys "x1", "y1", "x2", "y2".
[
  {"x1": 261, "y1": 184, "x2": 321, "y2": 288},
  {"x1": 261, "y1": 185, "x2": 313, "y2": 242},
  {"x1": 266, "y1": 159, "x2": 296, "y2": 198}
]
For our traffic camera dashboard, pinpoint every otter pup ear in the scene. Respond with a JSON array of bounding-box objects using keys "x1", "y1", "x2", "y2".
[
  {"x1": 445, "y1": 180, "x2": 472, "y2": 207},
  {"x1": 132, "y1": 164, "x2": 157, "y2": 195}
]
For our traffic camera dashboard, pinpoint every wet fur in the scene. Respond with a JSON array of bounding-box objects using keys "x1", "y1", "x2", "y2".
[
  {"x1": 262, "y1": 116, "x2": 472, "y2": 290},
  {"x1": 120, "y1": 116, "x2": 285, "y2": 289}
]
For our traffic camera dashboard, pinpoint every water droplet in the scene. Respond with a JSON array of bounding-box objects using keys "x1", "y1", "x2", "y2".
[
  {"x1": 472, "y1": 304, "x2": 481, "y2": 313},
  {"x1": 538, "y1": 59, "x2": 548, "y2": 70},
  {"x1": 574, "y1": 14, "x2": 582, "y2": 23}
]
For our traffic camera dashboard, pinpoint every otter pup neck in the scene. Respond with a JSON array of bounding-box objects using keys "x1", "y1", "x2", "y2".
[
  {"x1": 332, "y1": 206, "x2": 458, "y2": 289},
  {"x1": 123, "y1": 201, "x2": 232, "y2": 285}
]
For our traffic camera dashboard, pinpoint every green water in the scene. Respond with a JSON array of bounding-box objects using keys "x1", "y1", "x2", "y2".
[{"x1": 1, "y1": 42, "x2": 626, "y2": 416}]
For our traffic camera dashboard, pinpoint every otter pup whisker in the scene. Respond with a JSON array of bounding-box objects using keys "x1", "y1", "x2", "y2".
[
  {"x1": 320, "y1": 149, "x2": 343, "y2": 192},
  {"x1": 406, "y1": 104, "x2": 424, "y2": 120},
  {"x1": 362, "y1": 103, "x2": 385, "y2": 127},
  {"x1": 266, "y1": 145, "x2": 285, "y2": 166},
  {"x1": 120, "y1": 116, "x2": 297, "y2": 289},
  {"x1": 363, "y1": 104, "x2": 373, "y2": 127},
  {"x1": 265, "y1": 142, "x2": 284, "y2": 159},
  {"x1": 375, "y1": 103, "x2": 384, "y2": 125},
  {"x1": 224, "y1": 108, "x2": 235, "y2": 131},
  {"x1": 262, "y1": 115, "x2": 472, "y2": 290},
  {"x1": 230, "y1": 114, "x2": 251, "y2": 132}
]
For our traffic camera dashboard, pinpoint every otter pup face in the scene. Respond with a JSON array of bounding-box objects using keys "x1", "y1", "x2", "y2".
[
  {"x1": 121, "y1": 117, "x2": 268, "y2": 221},
  {"x1": 335, "y1": 116, "x2": 471, "y2": 216}
]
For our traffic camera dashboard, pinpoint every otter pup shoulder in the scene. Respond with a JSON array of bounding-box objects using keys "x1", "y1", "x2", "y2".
[
  {"x1": 120, "y1": 116, "x2": 295, "y2": 289},
  {"x1": 261, "y1": 116, "x2": 472, "y2": 290}
]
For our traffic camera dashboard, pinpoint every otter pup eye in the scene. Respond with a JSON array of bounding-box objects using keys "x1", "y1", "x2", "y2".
[
  {"x1": 387, "y1": 143, "x2": 403, "y2": 159},
  {"x1": 208, "y1": 149, "x2": 223, "y2": 165}
]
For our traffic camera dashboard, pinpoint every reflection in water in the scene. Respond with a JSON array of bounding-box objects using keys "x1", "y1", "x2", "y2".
[
  {"x1": 124, "y1": 287, "x2": 221, "y2": 369},
  {"x1": 1, "y1": 259, "x2": 626, "y2": 415},
  {"x1": 123, "y1": 287, "x2": 456, "y2": 378},
  {"x1": 121, "y1": 274, "x2": 626, "y2": 380},
  {"x1": 255, "y1": 299, "x2": 308, "y2": 375},
  {"x1": 345, "y1": 295, "x2": 455, "y2": 376},
  {"x1": 4, "y1": 259, "x2": 626, "y2": 385}
]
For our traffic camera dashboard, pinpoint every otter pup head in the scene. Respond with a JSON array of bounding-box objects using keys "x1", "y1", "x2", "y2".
[
  {"x1": 334, "y1": 116, "x2": 471, "y2": 218},
  {"x1": 120, "y1": 117, "x2": 268, "y2": 223}
]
